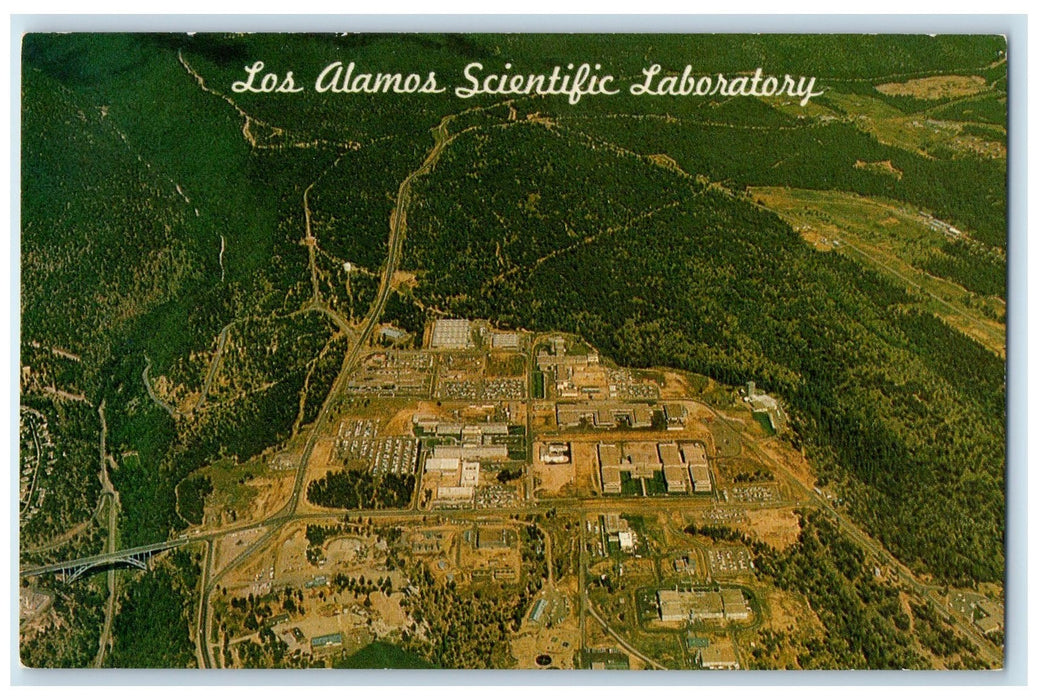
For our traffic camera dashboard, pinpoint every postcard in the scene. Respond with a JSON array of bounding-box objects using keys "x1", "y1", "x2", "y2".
[{"x1": 18, "y1": 30, "x2": 1008, "y2": 672}]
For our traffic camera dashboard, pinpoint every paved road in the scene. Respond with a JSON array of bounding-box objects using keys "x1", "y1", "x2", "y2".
[
  {"x1": 702, "y1": 402, "x2": 1004, "y2": 667},
  {"x1": 196, "y1": 111, "x2": 458, "y2": 668},
  {"x1": 93, "y1": 401, "x2": 120, "y2": 668},
  {"x1": 586, "y1": 601, "x2": 665, "y2": 670}
]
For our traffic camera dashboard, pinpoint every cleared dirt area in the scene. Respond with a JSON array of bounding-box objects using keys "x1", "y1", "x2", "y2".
[
  {"x1": 876, "y1": 75, "x2": 988, "y2": 100},
  {"x1": 646, "y1": 153, "x2": 687, "y2": 176},
  {"x1": 511, "y1": 616, "x2": 581, "y2": 669},
  {"x1": 205, "y1": 458, "x2": 296, "y2": 528},
  {"x1": 532, "y1": 442, "x2": 577, "y2": 496},
  {"x1": 658, "y1": 370, "x2": 690, "y2": 399},
  {"x1": 511, "y1": 579, "x2": 581, "y2": 668},
  {"x1": 294, "y1": 439, "x2": 338, "y2": 512},
  {"x1": 223, "y1": 539, "x2": 278, "y2": 598},
  {"x1": 390, "y1": 270, "x2": 417, "y2": 290},
  {"x1": 754, "y1": 439, "x2": 816, "y2": 491},
  {"x1": 744, "y1": 508, "x2": 801, "y2": 550},
  {"x1": 854, "y1": 159, "x2": 903, "y2": 179},
  {"x1": 247, "y1": 473, "x2": 295, "y2": 520},
  {"x1": 19, "y1": 587, "x2": 52, "y2": 623},
  {"x1": 213, "y1": 526, "x2": 267, "y2": 572},
  {"x1": 569, "y1": 440, "x2": 602, "y2": 495},
  {"x1": 764, "y1": 588, "x2": 823, "y2": 639}
]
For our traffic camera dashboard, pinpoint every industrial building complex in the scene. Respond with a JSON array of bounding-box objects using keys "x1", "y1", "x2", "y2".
[{"x1": 598, "y1": 441, "x2": 712, "y2": 496}]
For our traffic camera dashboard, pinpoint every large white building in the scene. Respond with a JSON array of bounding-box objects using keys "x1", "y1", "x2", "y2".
[{"x1": 430, "y1": 319, "x2": 472, "y2": 349}]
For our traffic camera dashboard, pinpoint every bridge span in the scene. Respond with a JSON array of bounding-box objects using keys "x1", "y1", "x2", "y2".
[{"x1": 21, "y1": 540, "x2": 184, "y2": 583}]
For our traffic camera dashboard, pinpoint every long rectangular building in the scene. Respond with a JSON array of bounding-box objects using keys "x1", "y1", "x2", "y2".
[
  {"x1": 657, "y1": 588, "x2": 751, "y2": 623},
  {"x1": 680, "y1": 442, "x2": 712, "y2": 493},
  {"x1": 598, "y1": 443, "x2": 622, "y2": 494},
  {"x1": 431, "y1": 444, "x2": 509, "y2": 461},
  {"x1": 556, "y1": 401, "x2": 654, "y2": 430},
  {"x1": 658, "y1": 443, "x2": 689, "y2": 493}
]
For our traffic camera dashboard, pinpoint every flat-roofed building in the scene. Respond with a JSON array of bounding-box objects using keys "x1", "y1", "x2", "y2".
[
  {"x1": 680, "y1": 442, "x2": 709, "y2": 466},
  {"x1": 681, "y1": 442, "x2": 712, "y2": 492},
  {"x1": 413, "y1": 415, "x2": 439, "y2": 432},
  {"x1": 476, "y1": 527, "x2": 514, "y2": 550},
  {"x1": 556, "y1": 401, "x2": 653, "y2": 429},
  {"x1": 536, "y1": 350, "x2": 598, "y2": 370},
  {"x1": 623, "y1": 442, "x2": 661, "y2": 479},
  {"x1": 598, "y1": 443, "x2": 624, "y2": 494},
  {"x1": 663, "y1": 465, "x2": 690, "y2": 493},
  {"x1": 430, "y1": 319, "x2": 472, "y2": 349},
  {"x1": 721, "y1": 589, "x2": 751, "y2": 621},
  {"x1": 700, "y1": 642, "x2": 739, "y2": 670},
  {"x1": 658, "y1": 443, "x2": 682, "y2": 466},
  {"x1": 460, "y1": 460, "x2": 480, "y2": 487},
  {"x1": 657, "y1": 590, "x2": 692, "y2": 622},
  {"x1": 463, "y1": 444, "x2": 509, "y2": 460},
  {"x1": 602, "y1": 513, "x2": 625, "y2": 534},
  {"x1": 600, "y1": 466, "x2": 622, "y2": 494},
  {"x1": 975, "y1": 615, "x2": 1001, "y2": 635},
  {"x1": 529, "y1": 598, "x2": 547, "y2": 623},
  {"x1": 491, "y1": 332, "x2": 519, "y2": 349},
  {"x1": 437, "y1": 486, "x2": 474, "y2": 500},
  {"x1": 431, "y1": 444, "x2": 509, "y2": 461},
  {"x1": 618, "y1": 530, "x2": 635, "y2": 553},
  {"x1": 974, "y1": 600, "x2": 1004, "y2": 635},
  {"x1": 593, "y1": 409, "x2": 617, "y2": 428},
  {"x1": 690, "y1": 464, "x2": 712, "y2": 493},
  {"x1": 659, "y1": 443, "x2": 691, "y2": 492},
  {"x1": 689, "y1": 591, "x2": 725, "y2": 621},
  {"x1": 432, "y1": 445, "x2": 463, "y2": 459},
  {"x1": 266, "y1": 613, "x2": 291, "y2": 627},
  {"x1": 598, "y1": 443, "x2": 622, "y2": 468},
  {"x1": 663, "y1": 403, "x2": 687, "y2": 430},
  {"x1": 539, "y1": 442, "x2": 571, "y2": 464},
  {"x1": 631, "y1": 405, "x2": 654, "y2": 428},
  {"x1": 556, "y1": 405, "x2": 590, "y2": 427},
  {"x1": 311, "y1": 633, "x2": 343, "y2": 651},
  {"x1": 656, "y1": 590, "x2": 727, "y2": 622},
  {"x1": 425, "y1": 456, "x2": 460, "y2": 473}
]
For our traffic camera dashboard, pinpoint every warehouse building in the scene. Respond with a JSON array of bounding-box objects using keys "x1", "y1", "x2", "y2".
[
  {"x1": 700, "y1": 642, "x2": 739, "y2": 670},
  {"x1": 721, "y1": 589, "x2": 751, "y2": 621},
  {"x1": 680, "y1": 442, "x2": 713, "y2": 493},
  {"x1": 659, "y1": 442, "x2": 689, "y2": 493},
  {"x1": 459, "y1": 460, "x2": 480, "y2": 487},
  {"x1": 598, "y1": 443, "x2": 623, "y2": 494},
  {"x1": 430, "y1": 319, "x2": 473, "y2": 349},
  {"x1": 663, "y1": 403, "x2": 687, "y2": 430},
  {"x1": 430, "y1": 444, "x2": 509, "y2": 461},
  {"x1": 539, "y1": 442, "x2": 571, "y2": 464},
  {"x1": 491, "y1": 332, "x2": 520, "y2": 349},
  {"x1": 656, "y1": 588, "x2": 750, "y2": 623},
  {"x1": 310, "y1": 633, "x2": 343, "y2": 651},
  {"x1": 556, "y1": 401, "x2": 653, "y2": 429},
  {"x1": 437, "y1": 485, "x2": 474, "y2": 500},
  {"x1": 425, "y1": 455, "x2": 461, "y2": 473}
]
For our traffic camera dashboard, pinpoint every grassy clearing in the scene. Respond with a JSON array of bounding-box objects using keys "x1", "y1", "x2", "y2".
[
  {"x1": 822, "y1": 92, "x2": 1005, "y2": 160},
  {"x1": 875, "y1": 75, "x2": 988, "y2": 100},
  {"x1": 752, "y1": 187, "x2": 1005, "y2": 357}
]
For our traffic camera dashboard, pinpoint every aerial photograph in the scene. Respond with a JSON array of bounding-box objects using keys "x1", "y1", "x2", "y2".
[{"x1": 19, "y1": 33, "x2": 1007, "y2": 671}]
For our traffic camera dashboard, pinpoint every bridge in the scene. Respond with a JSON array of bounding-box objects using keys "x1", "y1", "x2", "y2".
[{"x1": 21, "y1": 540, "x2": 184, "y2": 583}]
